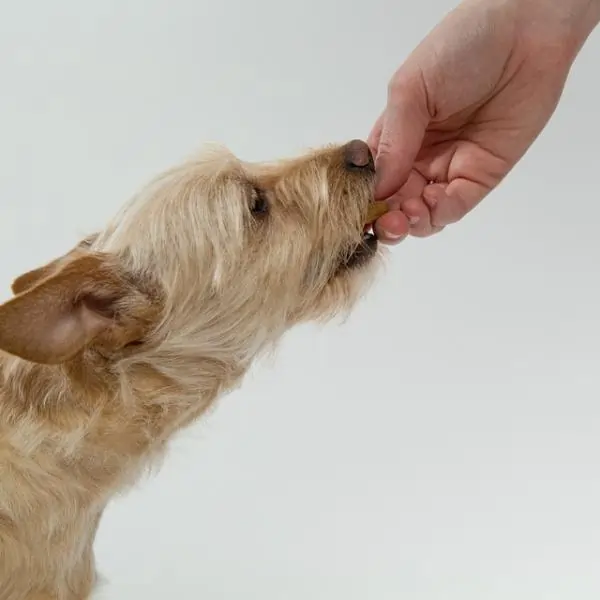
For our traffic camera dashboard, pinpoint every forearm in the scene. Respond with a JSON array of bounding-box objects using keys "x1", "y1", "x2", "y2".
[{"x1": 566, "y1": 0, "x2": 600, "y2": 52}]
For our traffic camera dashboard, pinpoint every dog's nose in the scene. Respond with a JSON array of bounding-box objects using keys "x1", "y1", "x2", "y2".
[{"x1": 344, "y1": 139, "x2": 374, "y2": 171}]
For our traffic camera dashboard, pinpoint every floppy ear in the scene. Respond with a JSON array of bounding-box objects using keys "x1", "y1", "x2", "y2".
[
  {"x1": 0, "y1": 251, "x2": 159, "y2": 365},
  {"x1": 11, "y1": 259, "x2": 63, "y2": 296},
  {"x1": 11, "y1": 234, "x2": 98, "y2": 296}
]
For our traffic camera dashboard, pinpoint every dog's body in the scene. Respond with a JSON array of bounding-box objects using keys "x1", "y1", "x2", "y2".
[{"x1": 0, "y1": 140, "x2": 382, "y2": 599}]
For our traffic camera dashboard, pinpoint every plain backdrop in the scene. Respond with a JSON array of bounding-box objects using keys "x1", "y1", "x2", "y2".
[{"x1": 1, "y1": 1, "x2": 599, "y2": 599}]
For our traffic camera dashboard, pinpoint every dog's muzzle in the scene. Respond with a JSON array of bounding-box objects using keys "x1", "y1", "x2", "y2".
[
  {"x1": 341, "y1": 201, "x2": 389, "y2": 269},
  {"x1": 337, "y1": 139, "x2": 387, "y2": 270}
]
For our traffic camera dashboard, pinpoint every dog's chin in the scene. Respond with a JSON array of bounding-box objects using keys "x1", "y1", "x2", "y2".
[{"x1": 338, "y1": 231, "x2": 378, "y2": 272}]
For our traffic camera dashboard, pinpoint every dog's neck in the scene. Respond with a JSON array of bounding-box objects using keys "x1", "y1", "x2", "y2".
[{"x1": 0, "y1": 349, "x2": 242, "y2": 600}]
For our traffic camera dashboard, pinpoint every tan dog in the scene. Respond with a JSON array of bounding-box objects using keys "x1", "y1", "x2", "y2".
[{"x1": 0, "y1": 139, "x2": 386, "y2": 599}]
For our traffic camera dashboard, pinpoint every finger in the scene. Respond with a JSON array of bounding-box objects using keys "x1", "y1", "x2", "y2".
[
  {"x1": 400, "y1": 197, "x2": 433, "y2": 237},
  {"x1": 374, "y1": 75, "x2": 430, "y2": 200},
  {"x1": 425, "y1": 179, "x2": 490, "y2": 227},
  {"x1": 367, "y1": 111, "x2": 384, "y2": 155},
  {"x1": 373, "y1": 210, "x2": 410, "y2": 245},
  {"x1": 385, "y1": 169, "x2": 428, "y2": 209},
  {"x1": 411, "y1": 225, "x2": 445, "y2": 238},
  {"x1": 422, "y1": 183, "x2": 447, "y2": 212}
]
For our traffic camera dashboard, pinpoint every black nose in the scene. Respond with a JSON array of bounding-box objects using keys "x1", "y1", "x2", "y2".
[{"x1": 344, "y1": 139, "x2": 374, "y2": 172}]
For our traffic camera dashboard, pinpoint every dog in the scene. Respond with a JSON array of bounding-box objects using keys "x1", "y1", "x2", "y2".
[{"x1": 0, "y1": 139, "x2": 386, "y2": 599}]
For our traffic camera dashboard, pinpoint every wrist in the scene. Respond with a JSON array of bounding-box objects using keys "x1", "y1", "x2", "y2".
[{"x1": 512, "y1": 0, "x2": 600, "y2": 60}]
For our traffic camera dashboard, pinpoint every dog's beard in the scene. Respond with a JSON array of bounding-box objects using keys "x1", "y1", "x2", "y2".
[
  {"x1": 335, "y1": 198, "x2": 387, "y2": 272},
  {"x1": 339, "y1": 231, "x2": 378, "y2": 271}
]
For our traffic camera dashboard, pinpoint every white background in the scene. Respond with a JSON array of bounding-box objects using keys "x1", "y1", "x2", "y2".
[{"x1": 1, "y1": 1, "x2": 599, "y2": 598}]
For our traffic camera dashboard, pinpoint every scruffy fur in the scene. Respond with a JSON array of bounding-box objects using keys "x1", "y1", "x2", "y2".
[{"x1": 0, "y1": 140, "x2": 381, "y2": 599}]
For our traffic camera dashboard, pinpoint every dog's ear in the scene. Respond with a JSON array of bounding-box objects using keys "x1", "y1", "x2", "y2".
[
  {"x1": 11, "y1": 234, "x2": 98, "y2": 296},
  {"x1": 0, "y1": 252, "x2": 159, "y2": 365},
  {"x1": 11, "y1": 263, "x2": 58, "y2": 296}
]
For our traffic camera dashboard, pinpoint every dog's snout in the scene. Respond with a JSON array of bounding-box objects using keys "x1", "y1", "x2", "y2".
[{"x1": 343, "y1": 139, "x2": 374, "y2": 172}]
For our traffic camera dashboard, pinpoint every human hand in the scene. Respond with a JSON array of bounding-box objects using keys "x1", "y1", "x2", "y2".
[{"x1": 368, "y1": 0, "x2": 600, "y2": 243}]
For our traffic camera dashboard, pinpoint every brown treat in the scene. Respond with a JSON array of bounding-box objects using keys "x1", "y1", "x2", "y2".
[{"x1": 366, "y1": 201, "x2": 389, "y2": 224}]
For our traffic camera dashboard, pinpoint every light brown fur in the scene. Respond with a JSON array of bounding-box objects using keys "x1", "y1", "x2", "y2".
[{"x1": 0, "y1": 140, "x2": 382, "y2": 599}]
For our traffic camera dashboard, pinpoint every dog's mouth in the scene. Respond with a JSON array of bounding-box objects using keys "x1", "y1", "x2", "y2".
[
  {"x1": 342, "y1": 230, "x2": 378, "y2": 269},
  {"x1": 340, "y1": 201, "x2": 388, "y2": 270}
]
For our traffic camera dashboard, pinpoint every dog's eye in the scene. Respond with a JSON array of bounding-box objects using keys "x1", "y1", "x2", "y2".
[
  {"x1": 250, "y1": 187, "x2": 269, "y2": 216},
  {"x1": 124, "y1": 339, "x2": 145, "y2": 349}
]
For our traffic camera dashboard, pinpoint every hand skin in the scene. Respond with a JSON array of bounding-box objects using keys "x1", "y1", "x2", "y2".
[{"x1": 368, "y1": 0, "x2": 600, "y2": 243}]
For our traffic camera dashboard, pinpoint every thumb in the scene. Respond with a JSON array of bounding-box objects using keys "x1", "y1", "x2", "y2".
[{"x1": 373, "y1": 76, "x2": 430, "y2": 200}]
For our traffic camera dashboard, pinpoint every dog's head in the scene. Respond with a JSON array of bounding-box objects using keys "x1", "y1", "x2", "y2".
[{"x1": 0, "y1": 141, "x2": 385, "y2": 371}]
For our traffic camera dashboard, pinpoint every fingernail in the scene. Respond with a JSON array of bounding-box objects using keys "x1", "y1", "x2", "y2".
[
  {"x1": 423, "y1": 185, "x2": 442, "y2": 208},
  {"x1": 408, "y1": 216, "x2": 420, "y2": 226},
  {"x1": 383, "y1": 230, "x2": 406, "y2": 241}
]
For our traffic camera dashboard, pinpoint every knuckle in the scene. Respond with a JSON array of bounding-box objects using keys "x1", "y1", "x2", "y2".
[
  {"x1": 387, "y1": 68, "x2": 420, "y2": 105},
  {"x1": 432, "y1": 197, "x2": 469, "y2": 228},
  {"x1": 387, "y1": 76, "x2": 407, "y2": 105},
  {"x1": 375, "y1": 135, "x2": 395, "y2": 157}
]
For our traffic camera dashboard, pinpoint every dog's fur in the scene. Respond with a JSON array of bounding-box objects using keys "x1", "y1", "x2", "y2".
[{"x1": 0, "y1": 140, "x2": 380, "y2": 599}]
